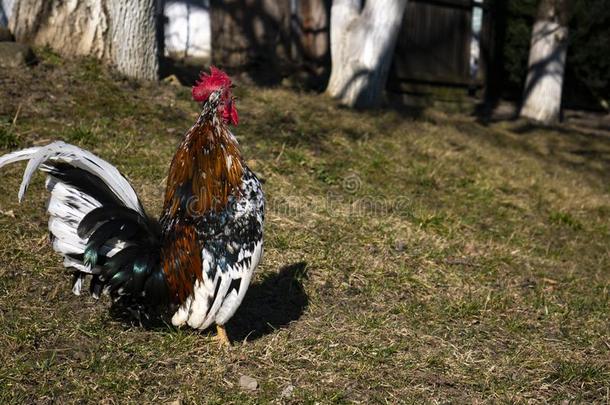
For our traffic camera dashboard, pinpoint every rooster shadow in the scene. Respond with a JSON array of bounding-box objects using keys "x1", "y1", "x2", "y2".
[
  {"x1": 228, "y1": 261, "x2": 309, "y2": 341},
  {"x1": 108, "y1": 261, "x2": 309, "y2": 341}
]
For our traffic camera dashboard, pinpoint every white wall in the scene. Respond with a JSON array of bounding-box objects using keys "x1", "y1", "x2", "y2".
[
  {"x1": 0, "y1": 0, "x2": 15, "y2": 26},
  {"x1": 164, "y1": 0, "x2": 211, "y2": 60}
]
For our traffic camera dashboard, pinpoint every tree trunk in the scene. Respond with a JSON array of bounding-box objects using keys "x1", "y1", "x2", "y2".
[
  {"x1": 326, "y1": 0, "x2": 406, "y2": 108},
  {"x1": 520, "y1": 0, "x2": 570, "y2": 124},
  {"x1": 9, "y1": 0, "x2": 159, "y2": 80},
  {"x1": 108, "y1": 1, "x2": 158, "y2": 80}
]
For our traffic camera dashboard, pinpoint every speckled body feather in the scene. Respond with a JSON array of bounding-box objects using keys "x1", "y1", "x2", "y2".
[{"x1": 167, "y1": 166, "x2": 264, "y2": 329}]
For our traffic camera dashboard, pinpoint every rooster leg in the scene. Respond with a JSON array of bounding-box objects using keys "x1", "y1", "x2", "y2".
[{"x1": 215, "y1": 324, "x2": 231, "y2": 346}]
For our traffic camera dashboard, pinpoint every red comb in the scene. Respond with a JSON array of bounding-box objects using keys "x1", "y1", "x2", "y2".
[{"x1": 192, "y1": 66, "x2": 232, "y2": 102}]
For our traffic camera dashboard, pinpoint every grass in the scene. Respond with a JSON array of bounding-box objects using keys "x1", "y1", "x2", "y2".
[
  {"x1": 0, "y1": 117, "x2": 22, "y2": 149},
  {"x1": 0, "y1": 53, "x2": 609, "y2": 403}
]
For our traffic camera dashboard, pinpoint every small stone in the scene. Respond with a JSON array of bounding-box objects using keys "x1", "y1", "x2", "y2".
[
  {"x1": 280, "y1": 384, "x2": 294, "y2": 399},
  {"x1": 239, "y1": 375, "x2": 258, "y2": 391},
  {"x1": 394, "y1": 240, "x2": 405, "y2": 252}
]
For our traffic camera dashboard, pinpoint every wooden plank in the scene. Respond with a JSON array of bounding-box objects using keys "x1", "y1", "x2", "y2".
[
  {"x1": 210, "y1": 0, "x2": 291, "y2": 73},
  {"x1": 388, "y1": 0, "x2": 487, "y2": 92}
]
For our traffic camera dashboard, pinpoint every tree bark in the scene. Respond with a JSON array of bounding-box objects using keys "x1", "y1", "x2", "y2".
[
  {"x1": 326, "y1": 0, "x2": 406, "y2": 108},
  {"x1": 9, "y1": 0, "x2": 159, "y2": 80},
  {"x1": 520, "y1": 0, "x2": 570, "y2": 124},
  {"x1": 108, "y1": 1, "x2": 158, "y2": 80}
]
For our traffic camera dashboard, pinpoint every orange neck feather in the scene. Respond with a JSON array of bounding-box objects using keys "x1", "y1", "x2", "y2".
[{"x1": 163, "y1": 121, "x2": 244, "y2": 218}]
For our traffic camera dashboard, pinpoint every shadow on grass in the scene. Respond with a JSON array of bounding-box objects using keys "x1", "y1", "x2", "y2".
[
  {"x1": 228, "y1": 261, "x2": 309, "y2": 342},
  {"x1": 452, "y1": 117, "x2": 610, "y2": 184},
  {"x1": 108, "y1": 262, "x2": 309, "y2": 342}
]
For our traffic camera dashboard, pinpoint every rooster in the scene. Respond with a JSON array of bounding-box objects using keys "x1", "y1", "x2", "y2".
[{"x1": 0, "y1": 67, "x2": 264, "y2": 345}]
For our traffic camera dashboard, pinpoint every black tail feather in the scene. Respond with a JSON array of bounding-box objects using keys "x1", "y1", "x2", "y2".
[
  {"x1": 77, "y1": 206, "x2": 151, "y2": 239},
  {"x1": 101, "y1": 246, "x2": 142, "y2": 281},
  {"x1": 47, "y1": 163, "x2": 125, "y2": 207},
  {"x1": 49, "y1": 164, "x2": 169, "y2": 310}
]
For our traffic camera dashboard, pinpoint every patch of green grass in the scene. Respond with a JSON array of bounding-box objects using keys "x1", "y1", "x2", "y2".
[
  {"x1": 549, "y1": 210, "x2": 583, "y2": 230},
  {"x1": 62, "y1": 124, "x2": 97, "y2": 145},
  {"x1": 37, "y1": 46, "x2": 64, "y2": 66},
  {"x1": 78, "y1": 58, "x2": 106, "y2": 82},
  {"x1": 0, "y1": 119, "x2": 21, "y2": 149},
  {"x1": 548, "y1": 360, "x2": 609, "y2": 385}
]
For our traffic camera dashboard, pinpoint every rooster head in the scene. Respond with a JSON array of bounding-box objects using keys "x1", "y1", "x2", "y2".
[{"x1": 192, "y1": 66, "x2": 238, "y2": 126}]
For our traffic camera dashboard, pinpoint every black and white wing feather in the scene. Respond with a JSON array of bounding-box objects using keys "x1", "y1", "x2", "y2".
[{"x1": 170, "y1": 167, "x2": 264, "y2": 329}]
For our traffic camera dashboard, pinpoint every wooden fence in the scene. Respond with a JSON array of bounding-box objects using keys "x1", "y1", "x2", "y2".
[
  {"x1": 210, "y1": 0, "x2": 492, "y2": 93},
  {"x1": 387, "y1": 0, "x2": 492, "y2": 96},
  {"x1": 210, "y1": 0, "x2": 329, "y2": 85}
]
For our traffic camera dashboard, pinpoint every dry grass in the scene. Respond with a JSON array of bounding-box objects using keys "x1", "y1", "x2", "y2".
[{"x1": 0, "y1": 51, "x2": 608, "y2": 403}]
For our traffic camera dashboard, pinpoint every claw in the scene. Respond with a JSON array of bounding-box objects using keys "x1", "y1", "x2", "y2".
[{"x1": 215, "y1": 324, "x2": 231, "y2": 346}]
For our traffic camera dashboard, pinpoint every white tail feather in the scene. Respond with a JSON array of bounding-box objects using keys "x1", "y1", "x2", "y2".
[
  {"x1": 0, "y1": 146, "x2": 41, "y2": 168},
  {"x1": 0, "y1": 141, "x2": 143, "y2": 213},
  {"x1": 0, "y1": 142, "x2": 144, "y2": 281}
]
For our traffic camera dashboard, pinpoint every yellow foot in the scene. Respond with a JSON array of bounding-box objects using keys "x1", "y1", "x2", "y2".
[{"x1": 215, "y1": 324, "x2": 231, "y2": 346}]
